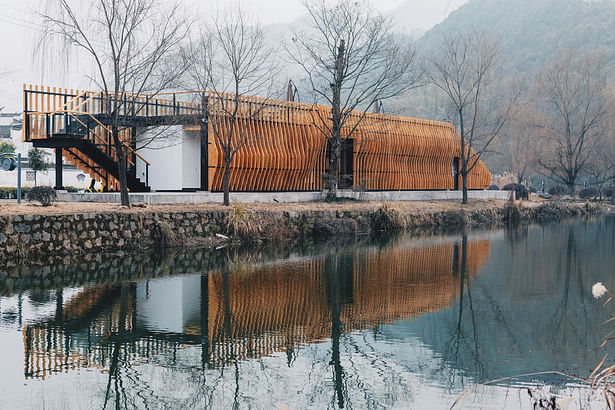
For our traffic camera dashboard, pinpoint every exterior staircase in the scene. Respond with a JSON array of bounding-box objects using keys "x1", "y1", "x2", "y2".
[{"x1": 22, "y1": 86, "x2": 200, "y2": 191}]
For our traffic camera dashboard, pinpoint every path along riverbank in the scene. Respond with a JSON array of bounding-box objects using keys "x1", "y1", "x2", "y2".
[{"x1": 0, "y1": 198, "x2": 608, "y2": 262}]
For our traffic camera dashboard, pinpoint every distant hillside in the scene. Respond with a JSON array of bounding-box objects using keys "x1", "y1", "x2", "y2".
[
  {"x1": 389, "y1": 0, "x2": 615, "y2": 120},
  {"x1": 419, "y1": 0, "x2": 615, "y2": 78}
]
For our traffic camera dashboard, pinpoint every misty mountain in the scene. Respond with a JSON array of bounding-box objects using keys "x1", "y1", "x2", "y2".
[
  {"x1": 386, "y1": 0, "x2": 615, "y2": 121},
  {"x1": 268, "y1": 0, "x2": 615, "y2": 120},
  {"x1": 389, "y1": 0, "x2": 469, "y2": 38},
  {"x1": 418, "y1": 0, "x2": 615, "y2": 79}
]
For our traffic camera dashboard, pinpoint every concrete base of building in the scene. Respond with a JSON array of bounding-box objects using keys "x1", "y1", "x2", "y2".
[{"x1": 56, "y1": 190, "x2": 512, "y2": 204}]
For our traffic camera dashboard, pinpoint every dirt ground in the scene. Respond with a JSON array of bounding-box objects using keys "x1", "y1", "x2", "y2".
[{"x1": 0, "y1": 198, "x2": 534, "y2": 216}]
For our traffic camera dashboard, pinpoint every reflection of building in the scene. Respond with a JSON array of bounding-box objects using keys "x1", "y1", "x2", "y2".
[
  {"x1": 23, "y1": 86, "x2": 491, "y2": 192},
  {"x1": 23, "y1": 238, "x2": 490, "y2": 378}
]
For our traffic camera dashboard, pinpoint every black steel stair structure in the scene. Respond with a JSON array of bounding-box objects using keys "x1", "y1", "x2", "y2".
[
  {"x1": 23, "y1": 86, "x2": 202, "y2": 192},
  {"x1": 33, "y1": 135, "x2": 150, "y2": 192},
  {"x1": 30, "y1": 112, "x2": 151, "y2": 192}
]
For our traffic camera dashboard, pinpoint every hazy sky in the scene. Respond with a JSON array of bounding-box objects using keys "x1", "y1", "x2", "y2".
[{"x1": 0, "y1": 0, "x2": 468, "y2": 111}]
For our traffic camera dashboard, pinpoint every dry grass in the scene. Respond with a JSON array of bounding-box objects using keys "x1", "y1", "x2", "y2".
[
  {"x1": 226, "y1": 204, "x2": 263, "y2": 242},
  {"x1": 371, "y1": 202, "x2": 406, "y2": 233},
  {"x1": 451, "y1": 370, "x2": 588, "y2": 409},
  {"x1": 590, "y1": 292, "x2": 615, "y2": 409},
  {"x1": 0, "y1": 199, "x2": 513, "y2": 216}
]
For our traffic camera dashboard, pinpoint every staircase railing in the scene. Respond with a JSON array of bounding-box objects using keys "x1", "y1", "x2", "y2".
[
  {"x1": 22, "y1": 86, "x2": 186, "y2": 188},
  {"x1": 29, "y1": 109, "x2": 151, "y2": 170}
]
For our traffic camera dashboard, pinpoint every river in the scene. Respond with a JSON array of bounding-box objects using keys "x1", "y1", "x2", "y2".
[{"x1": 1, "y1": 216, "x2": 614, "y2": 409}]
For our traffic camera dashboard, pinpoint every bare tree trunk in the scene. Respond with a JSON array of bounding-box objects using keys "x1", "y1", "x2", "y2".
[
  {"x1": 460, "y1": 114, "x2": 468, "y2": 205},
  {"x1": 327, "y1": 39, "x2": 345, "y2": 200},
  {"x1": 328, "y1": 138, "x2": 340, "y2": 200},
  {"x1": 113, "y1": 130, "x2": 130, "y2": 207},
  {"x1": 223, "y1": 155, "x2": 231, "y2": 206},
  {"x1": 567, "y1": 182, "x2": 575, "y2": 196},
  {"x1": 462, "y1": 172, "x2": 468, "y2": 204}
]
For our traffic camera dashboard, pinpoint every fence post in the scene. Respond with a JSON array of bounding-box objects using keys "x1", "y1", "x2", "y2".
[
  {"x1": 24, "y1": 89, "x2": 30, "y2": 141},
  {"x1": 17, "y1": 153, "x2": 22, "y2": 204}
]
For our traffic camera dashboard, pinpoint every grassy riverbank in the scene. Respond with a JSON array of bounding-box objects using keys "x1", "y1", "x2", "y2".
[
  {"x1": 0, "y1": 197, "x2": 605, "y2": 272},
  {"x1": 1, "y1": 197, "x2": 605, "y2": 217},
  {"x1": 0, "y1": 199, "x2": 609, "y2": 262}
]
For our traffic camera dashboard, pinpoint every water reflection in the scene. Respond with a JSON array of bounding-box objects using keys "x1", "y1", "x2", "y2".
[
  {"x1": 390, "y1": 218, "x2": 615, "y2": 392},
  {"x1": 4, "y1": 218, "x2": 615, "y2": 408},
  {"x1": 11, "y1": 235, "x2": 489, "y2": 407}
]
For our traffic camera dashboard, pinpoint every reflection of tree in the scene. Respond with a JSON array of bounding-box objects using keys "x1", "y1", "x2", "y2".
[
  {"x1": 325, "y1": 253, "x2": 349, "y2": 409},
  {"x1": 201, "y1": 273, "x2": 210, "y2": 369},
  {"x1": 548, "y1": 227, "x2": 591, "y2": 350},
  {"x1": 445, "y1": 232, "x2": 488, "y2": 387},
  {"x1": 103, "y1": 284, "x2": 129, "y2": 410},
  {"x1": 16, "y1": 234, "x2": 491, "y2": 408},
  {"x1": 425, "y1": 219, "x2": 615, "y2": 396}
]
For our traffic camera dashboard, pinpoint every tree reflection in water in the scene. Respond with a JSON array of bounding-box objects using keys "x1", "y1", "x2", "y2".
[{"x1": 9, "y1": 233, "x2": 492, "y2": 408}]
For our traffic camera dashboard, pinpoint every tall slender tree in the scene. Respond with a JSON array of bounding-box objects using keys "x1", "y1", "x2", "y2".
[
  {"x1": 429, "y1": 30, "x2": 517, "y2": 204},
  {"x1": 534, "y1": 51, "x2": 611, "y2": 195},
  {"x1": 185, "y1": 9, "x2": 279, "y2": 206},
  {"x1": 40, "y1": 0, "x2": 189, "y2": 206},
  {"x1": 289, "y1": 0, "x2": 422, "y2": 199}
]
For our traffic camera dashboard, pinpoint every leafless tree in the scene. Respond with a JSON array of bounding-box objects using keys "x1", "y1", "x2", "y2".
[
  {"x1": 185, "y1": 9, "x2": 279, "y2": 206},
  {"x1": 429, "y1": 30, "x2": 517, "y2": 204},
  {"x1": 534, "y1": 51, "x2": 611, "y2": 195},
  {"x1": 288, "y1": 0, "x2": 422, "y2": 199},
  {"x1": 39, "y1": 0, "x2": 189, "y2": 206},
  {"x1": 586, "y1": 104, "x2": 615, "y2": 200},
  {"x1": 502, "y1": 106, "x2": 542, "y2": 184}
]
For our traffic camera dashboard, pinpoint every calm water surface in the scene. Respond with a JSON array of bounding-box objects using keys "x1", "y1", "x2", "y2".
[{"x1": 1, "y1": 217, "x2": 615, "y2": 409}]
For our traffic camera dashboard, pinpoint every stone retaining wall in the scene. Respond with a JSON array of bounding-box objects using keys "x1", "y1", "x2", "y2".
[
  {"x1": 0, "y1": 201, "x2": 602, "y2": 262},
  {"x1": 0, "y1": 211, "x2": 227, "y2": 259}
]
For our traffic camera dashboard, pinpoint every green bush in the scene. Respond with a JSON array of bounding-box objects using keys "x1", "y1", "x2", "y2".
[{"x1": 0, "y1": 187, "x2": 32, "y2": 199}]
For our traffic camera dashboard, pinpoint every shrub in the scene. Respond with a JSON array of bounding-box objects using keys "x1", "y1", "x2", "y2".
[
  {"x1": 226, "y1": 204, "x2": 263, "y2": 243},
  {"x1": 579, "y1": 186, "x2": 598, "y2": 199},
  {"x1": 0, "y1": 187, "x2": 31, "y2": 199},
  {"x1": 604, "y1": 188, "x2": 613, "y2": 198},
  {"x1": 371, "y1": 202, "x2": 405, "y2": 233},
  {"x1": 502, "y1": 183, "x2": 529, "y2": 200},
  {"x1": 548, "y1": 185, "x2": 567, "y2": 195},
  {"x1": 26, "y1": 186, "x2": 57, "y2": 206},
  {"x1": 488, "y1": 184, "x2": 500, "y2": 190}
]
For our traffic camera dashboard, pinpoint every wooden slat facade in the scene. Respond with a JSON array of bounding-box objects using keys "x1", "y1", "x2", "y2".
[
  {"x1": 201, "y1": 92, "x2": 491, "y2": 191},
  {"x1": 24, "y1": 85, "x2": 491, "y2": 192}
]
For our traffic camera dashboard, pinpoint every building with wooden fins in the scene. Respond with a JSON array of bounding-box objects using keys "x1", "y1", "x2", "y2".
[
  {"x1": 23, "y1": 85, "x2": 491, "y2": 192},
  {"x1": 21, "y1": 237, "x2": 490, "y2": 378}
]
